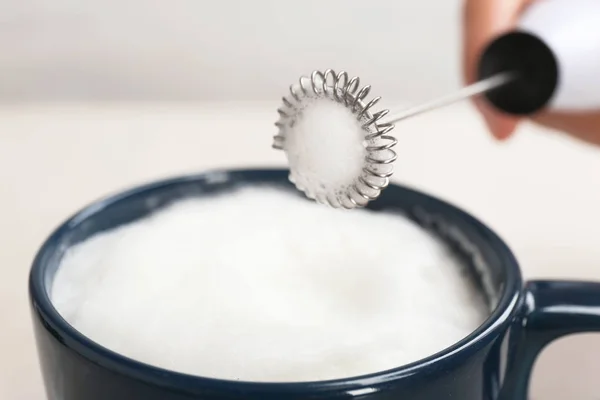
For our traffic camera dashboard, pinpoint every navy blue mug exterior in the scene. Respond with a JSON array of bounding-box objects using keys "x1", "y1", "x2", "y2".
[{"x1": 29, "y1": 168, "x2": 600, "y2": 400}]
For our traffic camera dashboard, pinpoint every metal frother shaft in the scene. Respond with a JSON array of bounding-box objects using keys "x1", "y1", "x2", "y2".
[{"x1": 385, "y1": 73, "x2": 513, "y2": 124}]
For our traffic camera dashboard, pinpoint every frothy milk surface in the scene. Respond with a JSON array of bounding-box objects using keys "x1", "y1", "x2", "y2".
[{"x1": 52, "y1": 187, "x2": 488, "y2": 382}]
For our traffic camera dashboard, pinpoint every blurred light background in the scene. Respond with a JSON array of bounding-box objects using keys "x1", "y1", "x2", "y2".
[
  {"x1": 1, "y1": 1, "x2": 599, "y2": 399},
  {"x1": 0, "y1": 0, "x2": 460, "y2": 102}
]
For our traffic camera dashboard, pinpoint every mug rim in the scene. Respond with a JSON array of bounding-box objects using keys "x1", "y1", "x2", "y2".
[{"x1": 29, "y1": 167, "x2": 523, "y2": 397}]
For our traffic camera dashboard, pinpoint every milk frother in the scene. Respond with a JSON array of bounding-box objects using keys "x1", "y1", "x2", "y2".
[{"x1": 273, "y1": 0, "x2": 600, "y2": 208}]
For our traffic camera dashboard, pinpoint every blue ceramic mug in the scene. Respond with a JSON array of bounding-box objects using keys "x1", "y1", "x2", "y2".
[{"x1": 30, "y1": 168, "x2": 600, "y2": 400}]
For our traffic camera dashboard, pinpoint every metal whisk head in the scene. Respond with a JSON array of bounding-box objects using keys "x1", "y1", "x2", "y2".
[{"x1": 272, "y1": 70, "x2": 398, "y2": 209}]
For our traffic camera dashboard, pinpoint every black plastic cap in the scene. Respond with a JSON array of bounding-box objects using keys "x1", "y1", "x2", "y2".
[{"x1": 477, "y1": 31, "x2": 559, "y2": 115}]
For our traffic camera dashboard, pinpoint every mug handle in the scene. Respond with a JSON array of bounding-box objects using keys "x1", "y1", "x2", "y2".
[{"x1": 500, "y1": 280, "x2": 600, "y2": 399}]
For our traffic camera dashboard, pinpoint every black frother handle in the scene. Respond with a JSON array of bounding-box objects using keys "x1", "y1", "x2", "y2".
[{"x1": 477, "y1": 31, "x2": 559, "y2": 116}]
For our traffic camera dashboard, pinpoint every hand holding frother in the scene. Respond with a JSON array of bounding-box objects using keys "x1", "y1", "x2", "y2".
[
  {"x1": 274, "y1": 0, "x2": 600, "y2": 208},
  {"x1": 465, "y1": 0, "x2": 600, "y2": 145}
]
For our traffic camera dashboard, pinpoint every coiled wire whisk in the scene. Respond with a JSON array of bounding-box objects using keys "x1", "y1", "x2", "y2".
[{"x1": 272, "y1": 70, "x2": 397, "y2": 209}]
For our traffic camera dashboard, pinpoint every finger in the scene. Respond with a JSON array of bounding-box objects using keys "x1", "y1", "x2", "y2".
[
  {"x1": 533, "y1": 111, "x2": 600, "y2": 146},
  {"x1": 463, "y1": 0, "x2": 531, "y2": 140},
  {"x1": 477, "y1": 103, "x2": 520, "y2": 140},
  {"x1": 463, "y1": 0, "x2": 529, "y2": 84}
]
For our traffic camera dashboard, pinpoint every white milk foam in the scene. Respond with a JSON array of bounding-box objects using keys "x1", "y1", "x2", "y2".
[
  {"x1": 52, "y1": 187, "x2": 488, "y2": 382},
  {"x1": 284, "y1": 98, "x2": 366, "y2": 201}
]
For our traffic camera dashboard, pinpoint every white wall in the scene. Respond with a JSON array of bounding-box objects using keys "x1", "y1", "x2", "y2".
[{"x1": 0, "y1": 0, "x2": 462, "y2": 102}]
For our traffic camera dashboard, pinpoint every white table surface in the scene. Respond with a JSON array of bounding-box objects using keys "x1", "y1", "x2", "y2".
[{"x1": 1, "y1": 102, "x2": 599, "y2": 399}]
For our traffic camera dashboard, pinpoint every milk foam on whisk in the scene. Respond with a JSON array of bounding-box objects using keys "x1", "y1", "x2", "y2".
[
  {"x1": 284, "y1": 98, "x2": 367, "y2": 201},
  {"x1": 273, "y1": 70, "x2": 397, "y2": 210}
]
